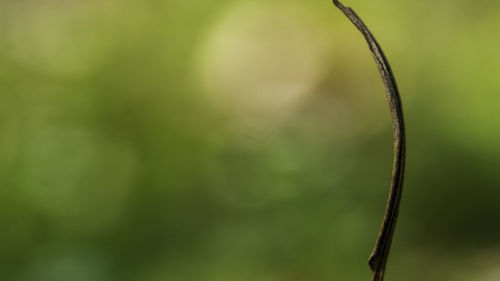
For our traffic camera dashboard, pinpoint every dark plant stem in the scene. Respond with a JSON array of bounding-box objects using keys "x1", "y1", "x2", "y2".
[{"x1": 332, "y1": 1, "x2": 406, "y2": 281}]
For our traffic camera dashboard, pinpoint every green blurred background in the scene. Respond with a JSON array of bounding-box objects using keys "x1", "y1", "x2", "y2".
[{"x1": 1, "y1": 0, "x2": 500, "y2": 280}]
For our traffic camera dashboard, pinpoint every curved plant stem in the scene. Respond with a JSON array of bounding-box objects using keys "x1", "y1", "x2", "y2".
[{"x1": 332, "y1": 1, "x2": 406, "y2": 281}]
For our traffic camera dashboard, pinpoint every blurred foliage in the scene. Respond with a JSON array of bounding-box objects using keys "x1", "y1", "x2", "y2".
[{"x1": 1, "y1": 0, "x2": 500, "y2": 280}]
